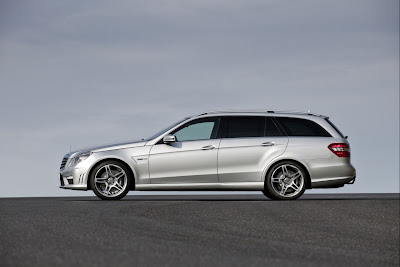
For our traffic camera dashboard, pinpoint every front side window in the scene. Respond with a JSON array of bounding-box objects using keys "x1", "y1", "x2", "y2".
[
  {"x1": 171, "y1": 118, "x2": 220, "y2": 142},
  {"x1": 275, "y1": 117, "x2": 331, "y2": 137},
  {"x1": 147, "y1": 117, "x2": 190, "y2": 140}
]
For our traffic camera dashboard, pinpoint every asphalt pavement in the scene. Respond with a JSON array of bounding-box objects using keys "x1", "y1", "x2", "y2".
[{"x1": 0, "y1": 193, "x2": 399, "y2": 266}]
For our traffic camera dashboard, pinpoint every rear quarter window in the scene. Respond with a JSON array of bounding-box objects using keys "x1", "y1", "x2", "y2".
[
  {"x1": 275, "y1": 117, "x2": 331, "y2": 137},
  {"x1": 325, "y1": 119, "x2": 345, "y2": 138}
]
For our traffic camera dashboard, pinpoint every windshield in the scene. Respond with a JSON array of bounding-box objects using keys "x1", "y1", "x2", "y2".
[{"x1": 146, "y1": 117, "x2": 190, "y2": 140}]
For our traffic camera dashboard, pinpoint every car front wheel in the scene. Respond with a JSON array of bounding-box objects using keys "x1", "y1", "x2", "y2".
[
  {"x1": 263, "y1": 161, "x2": 306, "y2": 200},
  {"x1": 90, "y1": 160, "x2": 131, "y2": 200}
]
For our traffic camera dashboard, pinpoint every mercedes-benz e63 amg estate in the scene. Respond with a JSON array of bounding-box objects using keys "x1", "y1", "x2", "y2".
[{"x1": 59, "y1": 110, "x2": 356, "y2": 200}]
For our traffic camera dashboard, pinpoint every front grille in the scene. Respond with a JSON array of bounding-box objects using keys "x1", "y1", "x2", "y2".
[{"x1": 60, "y1": 157, "x2": 68, "y2": 170}]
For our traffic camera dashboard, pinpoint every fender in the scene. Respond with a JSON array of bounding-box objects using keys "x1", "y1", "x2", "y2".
[
  {"x1": 85, "y1": 154, "x2": 139, "y2": 189},
  {"x1": 261, "y1": 155, "x2": 312, "y2": 183}
]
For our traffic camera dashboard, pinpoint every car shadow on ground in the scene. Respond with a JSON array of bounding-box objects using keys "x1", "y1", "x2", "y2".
[{"x1": 63, "y1": 193, "x2": 400, "y2": 202}]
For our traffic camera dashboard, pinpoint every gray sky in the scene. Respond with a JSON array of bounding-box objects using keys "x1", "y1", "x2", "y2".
[{"x1": 0, "y1": 0, "x2": 398, "y2": 197}]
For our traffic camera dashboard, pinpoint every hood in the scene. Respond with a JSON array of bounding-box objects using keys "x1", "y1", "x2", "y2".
[{"x1": 65, "y1": 140, "x2": 148, "y2": 158}]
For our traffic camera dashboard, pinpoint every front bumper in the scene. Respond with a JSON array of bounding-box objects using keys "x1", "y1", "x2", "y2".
[
  {"x1": 59, "y1": 165, "x2": 90, "y2": 191},
  {"x1": 59, "y1": 153, "x2": 100, "y2": 190},
  {"x1": 60, "y1": 184, "x2": 87, "y2": 190}
]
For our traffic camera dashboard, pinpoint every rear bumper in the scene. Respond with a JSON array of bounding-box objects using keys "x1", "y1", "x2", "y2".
[
  {"x1": 309, "y1": 161, "x2": 356, "y2": 188},
  {"x1": 311, "y1": 175, "x2": 356, "y2": 188}
]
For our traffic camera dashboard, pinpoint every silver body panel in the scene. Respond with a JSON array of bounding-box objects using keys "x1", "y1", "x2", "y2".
[
  {"x1": 148, "y1": 139, "x2": 221, "y2": 184},
  {"x1": 218, "y1": 136, "x2": 288, "y2": 182},
  {"x1": 59, "y1": 111, "x2": 356, "y2": 192}
]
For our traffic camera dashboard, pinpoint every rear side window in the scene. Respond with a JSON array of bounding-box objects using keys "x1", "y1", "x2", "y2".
[
  {"x1": 220, "y1": 116, "x2": 264, "y2": 138},
  {"x1": 275, "y1": 117, "x2": 331, "y2": 137},
  {"x1": 265, "y1": 117, "x2": 282, "y2": 136}
]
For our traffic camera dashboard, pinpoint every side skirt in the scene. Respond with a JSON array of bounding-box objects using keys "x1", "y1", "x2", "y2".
[{"x1": 135, "y1": 182, "x2": 264, "y2": 191}]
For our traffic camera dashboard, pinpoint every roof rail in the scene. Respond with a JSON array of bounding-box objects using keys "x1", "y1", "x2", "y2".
[
  {"x1": 194, "y1": 109, "x2": 327, "y2": 118},
  {"x1": 197, "y1": 109, "x2": 280, "y2": 115}
]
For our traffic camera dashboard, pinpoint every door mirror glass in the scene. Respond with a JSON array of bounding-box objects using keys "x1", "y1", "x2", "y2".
[{"x1": 163, "y1": 134, "x2": 176, "y2": 144}]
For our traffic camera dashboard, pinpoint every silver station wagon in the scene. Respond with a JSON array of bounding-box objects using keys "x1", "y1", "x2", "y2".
[{"x1": 59, "y1": 110, "x2": 356, "y2": 200}]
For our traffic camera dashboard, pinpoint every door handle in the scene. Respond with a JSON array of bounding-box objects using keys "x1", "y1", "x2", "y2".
[
  {"x1": 261, "y1": 142, "x2": 275, "y2": 146},
  {"x1": 201, "y1": 145, "x2": 215, "y2": 150}
]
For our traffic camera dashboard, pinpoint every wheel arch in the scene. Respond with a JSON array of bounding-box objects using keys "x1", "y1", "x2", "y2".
[
  {"x1": 263, "y1": 158, "x2": 312, "y2": 189},
  {"x1": 87, "y1": 158, "x2": 136, "y2": 191}
]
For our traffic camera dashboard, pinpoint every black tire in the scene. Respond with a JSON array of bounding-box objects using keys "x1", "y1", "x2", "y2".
[
  {"x1": 90, "y1": 160, "x2": 132, "y2": 200},
  {"x1": 261, "y1": 187, "x2": 275, "y2": 199},
  {"x1": 262, "y1": 161, "x2": 307, "y2": 200}
]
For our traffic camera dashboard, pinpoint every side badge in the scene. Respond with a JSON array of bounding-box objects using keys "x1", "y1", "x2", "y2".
[{"x1": 132, "y1": 156, "x2": 148, "y2": 163}]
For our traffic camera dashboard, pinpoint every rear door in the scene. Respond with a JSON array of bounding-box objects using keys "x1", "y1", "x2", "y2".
[{"x1": 217, "y1": 116, "x2": 288, "y2": 182}]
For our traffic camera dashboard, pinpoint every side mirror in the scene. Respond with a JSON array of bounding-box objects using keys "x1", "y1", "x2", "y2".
[{"x1": 163, "y1": 134, "x2": 176, "y2": 144}]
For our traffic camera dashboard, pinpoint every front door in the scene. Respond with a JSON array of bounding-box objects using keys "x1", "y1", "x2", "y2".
[{"x1": 149, "y1": 117, "x2": 221, "y2": 184}]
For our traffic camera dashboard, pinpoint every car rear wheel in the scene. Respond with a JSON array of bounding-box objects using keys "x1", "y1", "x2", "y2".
[
  {"x1": 90, "y1": 160, "x2": 131, "y2": 200},
  {"x1": 262, "y1": 161, "x2": 306, "y2": 200}
]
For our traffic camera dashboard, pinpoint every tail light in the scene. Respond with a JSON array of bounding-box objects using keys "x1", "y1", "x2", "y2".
[{"x1": 328, "y1": 143, "x2": 350, "y2": 157}]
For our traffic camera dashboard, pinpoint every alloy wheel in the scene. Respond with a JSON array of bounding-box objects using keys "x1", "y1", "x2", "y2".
[
  {"x1": 94, "y1": 164, "x2": 128, "y2": 197},
  {"x1": 270, "y1": 164, "x2": 304, "y2": 198}
]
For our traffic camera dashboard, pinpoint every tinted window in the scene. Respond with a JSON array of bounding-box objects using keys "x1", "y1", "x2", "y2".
[
  {"x1": 265, "y1": 117, "x2": 282, "y2": 136},
  {"x1": 221, "y1": 116, "x2": 264, "y2": 138},
  {"x1": 172, "y1": 118, "x2": 219, "y2": 142},
  {"x1": 275, "y1": 117, "x2": 331, "y2": 137},
  {"x1": 325, "y1": 119, "x2": 345, "y2": 138}
]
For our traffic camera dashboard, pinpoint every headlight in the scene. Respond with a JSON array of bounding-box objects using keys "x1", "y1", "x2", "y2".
[{"x1": 67, "y1": 152, "x2": 92, "y2": 168}]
